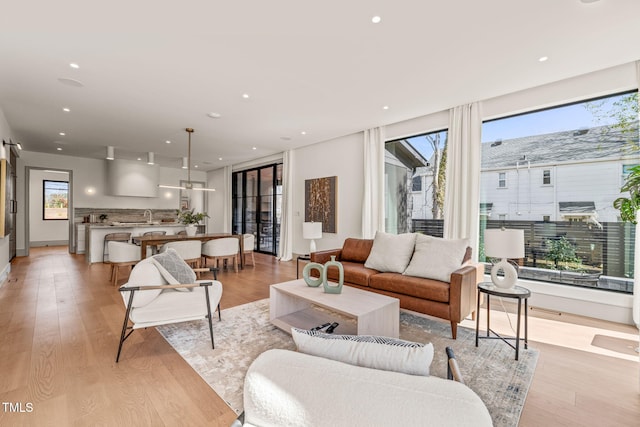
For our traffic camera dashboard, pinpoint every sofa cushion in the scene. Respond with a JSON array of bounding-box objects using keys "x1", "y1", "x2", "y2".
[
  {"x1": 340, "y1": 238, "x2": 374, "y2": 263},
  {"x1": 291, "y1": 328, "x2": 433, "y2": 376},
  {"x1": 322, "y1": 261, "x2": 377, "y2": 287},
  {"x1": 370, "y1": 272, "x2": 450, "y2": 303},
  {"x1": 403, "y1": 234, "x2": 469, "y2": 283},
  {"x1": 364, "y1": 231, "x2": 416, "y2": 273}
]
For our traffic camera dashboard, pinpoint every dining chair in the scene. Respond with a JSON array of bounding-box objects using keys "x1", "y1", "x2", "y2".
[
  {"x1": 202, "y1": 237, "x2": 240, "y2": 272},
  {"x1": 142, "y1": 230, "x2": 167, "y2": 255},
  {"x1": 108, "y1": 241, "x2": 142, "y2": 285},
  {"x1": 243, "y1": 234, "x2": 256, "y2": 267},
  {"x1": 161, "y1": 240, "x2": 202, "y2": 269},
  {"x1": 103, "y1": 232, "x2": 132, "y2": 263}
]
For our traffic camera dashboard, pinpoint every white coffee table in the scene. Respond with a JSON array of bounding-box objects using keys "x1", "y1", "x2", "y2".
[{"x1": 270, "y1": 279, "x2": 400, "y2": 338}]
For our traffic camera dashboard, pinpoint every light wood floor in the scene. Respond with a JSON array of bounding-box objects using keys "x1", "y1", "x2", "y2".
[{"x1": 0, "y1": 247, "x2": 638, "y2": 426}]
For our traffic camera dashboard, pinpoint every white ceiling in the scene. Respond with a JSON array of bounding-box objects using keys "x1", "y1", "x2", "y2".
[{"x1": 1, "y1": 0, "x2": 639, "y2": 171}]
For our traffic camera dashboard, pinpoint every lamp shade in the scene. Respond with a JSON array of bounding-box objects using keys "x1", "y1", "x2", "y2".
[
  {"x1": 484, "y1": 228, "x2": 524, "y2": 259},
  {"x1": 106, "y1": 146, "x2": 115, "y2": 160},
  {"x1": 302, "y1": 222, "x2": 322, "y2": 239}
]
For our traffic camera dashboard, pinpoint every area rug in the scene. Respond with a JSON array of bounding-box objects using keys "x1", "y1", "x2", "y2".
[{"x1": 158, "y1": 299, "x2": 538, "y2": 427}]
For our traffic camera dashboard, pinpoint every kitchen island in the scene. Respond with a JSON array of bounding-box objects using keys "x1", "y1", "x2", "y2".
[{"x1": 85, "y1": 222, "x2": 186, "y2": 264}]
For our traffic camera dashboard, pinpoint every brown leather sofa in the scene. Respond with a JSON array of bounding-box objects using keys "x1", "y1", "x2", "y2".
[{"x1": 310, "y1": 238, "x2": 479, "y2": 339}]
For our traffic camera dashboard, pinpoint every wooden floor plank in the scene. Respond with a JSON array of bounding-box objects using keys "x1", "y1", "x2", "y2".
[{"x1": 0, "y1": 246, "x2": 638, "y2": 426}]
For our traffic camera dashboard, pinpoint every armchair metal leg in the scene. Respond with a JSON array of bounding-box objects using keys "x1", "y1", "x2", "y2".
[
  {"x1": 218, "y1": 303, "x2": 221, "y2": 321},
  {"x1": 116, "y1": 290, "x2": 136, "y2": 363},
  {"x1": 205, "y1": 286, "x2": 215, "y2": 349}
]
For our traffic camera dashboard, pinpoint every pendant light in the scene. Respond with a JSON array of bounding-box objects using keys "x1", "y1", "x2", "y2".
[{"x1": 159, "y1": 128, "x2": 216, "y2": 191}]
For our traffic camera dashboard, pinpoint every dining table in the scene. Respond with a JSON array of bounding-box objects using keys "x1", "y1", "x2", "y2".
[{"x1": 132, "y1": 232, "x2": 245, "y2": 269}]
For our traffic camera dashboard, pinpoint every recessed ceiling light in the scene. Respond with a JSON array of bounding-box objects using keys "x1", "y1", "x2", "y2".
[
  {"x1": 207, "y1": 112, "x2": 222, "y2": 118},
  {"x1": 59, "y1": 132, "x2": 66, "y2": 136},
  {"x1": 383, "y1": 105, "x2": 389, "y2": 110},
  {"x1": 252, "y1": 147, "x2": 257, "y2": 150},
  {"x1": 69, "y1": 63, "x2": 79, "y2": 69},
  {"x1": 62, "y1": 107, "x2": 70, "y2": 112},
  {"x1": 137, "y1": 157, "x2": 142, "y2": 161},
  {"x1": 165, "y1": 140, "x2": 171, "y2": 144},
  {"x1": 218, "y1": 157, "x2": 223, "y2": 161},
  {"x1": 301, "y1": 131, "x2": 307, "y2": 135},
  {"x1": 372, "y1": 16, "x2": 381, "y2": 24},
  {"x1": 242, "y1": 93, "x2": 250, "y2": 99},
  {"x1": 56, "y1": 147, "x2": 62, "y2": 151},
  {"x1": 57, "y1": 78, "x2": 84, "y2": 87},
  {"x1": 194, "y1": 164, "x2": 199, "y2": 168},
  {"x1": 538, "y1": 56, "x2": 549, "y2": 62},
  {"x1": 580, "y1": 0, "x2": 600, "y2": 3}
]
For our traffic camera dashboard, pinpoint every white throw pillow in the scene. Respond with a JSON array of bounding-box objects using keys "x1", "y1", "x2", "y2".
[
  {"x1": 403, "y1": 234, "x2": 469, "y2": 283},
  {"x1": 291, "y1": 328, "x2": 433, "y2": 376},
  {"x1": 364, "y1": 231, "x2": 416, "y2": 273}
]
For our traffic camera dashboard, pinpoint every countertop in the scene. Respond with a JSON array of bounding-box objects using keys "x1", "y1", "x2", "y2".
[{"x1": 85, "y1": 222, "x2": 185, "y2": 229}]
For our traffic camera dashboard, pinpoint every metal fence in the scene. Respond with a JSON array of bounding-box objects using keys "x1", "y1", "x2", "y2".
[{"x1": 411, "y1": 219, "x2": 634, "y2": 294}]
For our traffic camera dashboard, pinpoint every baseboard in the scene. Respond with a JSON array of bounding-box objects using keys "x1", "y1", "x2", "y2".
[{"x1": 29, "y1": 240, "x2": 69, "y2": 247}]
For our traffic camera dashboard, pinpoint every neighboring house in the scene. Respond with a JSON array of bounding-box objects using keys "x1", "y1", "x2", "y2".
[
  {"x1": 400, "y1": 123, "x2": 639, "y2": 224},
  {"x1": 479, "y1": 123, "x2": 639, "y2": 224}
]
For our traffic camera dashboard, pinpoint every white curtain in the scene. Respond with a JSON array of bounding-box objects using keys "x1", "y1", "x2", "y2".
[
  {"x1": 443, "y1": 102, "x2": 482, "y2": 259},
  {"x1": 634, "y1": 61, "x2": 640, "y2": 328},
  {"x1": 278, "y1": 150, "x2": 293, "y2": 261},
  {"x1": 222, "y1": 165, "x2": 233, "y2": 233},
  {"x1": 362, "y1": 127, "x2": 386, "y2": 238}
]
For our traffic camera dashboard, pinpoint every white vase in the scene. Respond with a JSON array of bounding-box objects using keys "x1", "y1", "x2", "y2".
[{"x1": 185, "y1": 224, "x2": 197, "y2": 236}]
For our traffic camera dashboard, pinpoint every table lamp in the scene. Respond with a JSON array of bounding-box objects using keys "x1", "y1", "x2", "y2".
[
  {"x1": 302, "y1": 222, "x2": 322, "y2": 255},
  {"x1": 484, "y1": 228, "x2": 525, "y2": 289}
]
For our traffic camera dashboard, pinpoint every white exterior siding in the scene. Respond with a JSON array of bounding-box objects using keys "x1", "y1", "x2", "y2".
[{"x1": 480, "y1": 159, "x2": 631, "y2": 223}]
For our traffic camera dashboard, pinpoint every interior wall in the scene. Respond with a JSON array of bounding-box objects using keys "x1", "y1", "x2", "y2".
[
  {"x1": 292, "y1": 132, "x2": 363, "y2": 254},
  {"x1": 29, "y1": 169, "x2": 69, "y2": 244},
  {"x1": 0, "y1": 108, "x2": 12, "y2": 283},
  {"x1": 16, "y1": 151, "x2": 206, "y2": 253},
  {"x1": 207, "y1": 168, "x2": 228, "y2": 233}
]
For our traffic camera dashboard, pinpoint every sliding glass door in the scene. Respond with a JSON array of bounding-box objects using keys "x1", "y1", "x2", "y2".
[{"x1": 232, "y1": 163, "x2": 282, "y2": 255}]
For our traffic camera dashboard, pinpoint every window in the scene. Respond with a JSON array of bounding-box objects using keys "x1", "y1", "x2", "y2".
[
  {"x1": 411, "y1": 175, "x2": 422, "y2": 192},
  {"x1": 43, "y1": 180, "x2": 69, "y2": 220},
  {"x1": 385, "y1": 130, "x2": 447, "y2": 236},
  {"x1": 498, "y1": 172, "x2": 506, "y2": 188},
  {"x1": 480, "y1": 90, "x2": 638, "y2": 294}
]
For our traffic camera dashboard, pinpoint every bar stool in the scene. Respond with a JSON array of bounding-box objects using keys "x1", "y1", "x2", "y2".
[{"x1": 103, "y1": 232, "x2": 132, "y2": 263}]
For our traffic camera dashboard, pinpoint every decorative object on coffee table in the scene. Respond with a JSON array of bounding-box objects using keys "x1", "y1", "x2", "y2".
[
  {"x1": 302, "y1": 262, "x2": 324, "y2": 287},
  {"x1": 484, "y1": 228, "x2": 524, "y2": 289},
  {"x1": 322, "y1": 256, "x2": 344, "y2": 293}
]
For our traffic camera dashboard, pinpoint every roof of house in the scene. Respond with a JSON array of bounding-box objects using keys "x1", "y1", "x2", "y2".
[{"x1": 481, "y1": 123, "x2": 639, "y2": 169}]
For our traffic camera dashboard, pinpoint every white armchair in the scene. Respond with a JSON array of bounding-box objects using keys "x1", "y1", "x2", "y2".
[{"x1": 116, "y1": 249, "x2": 223, "y2": 362}]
